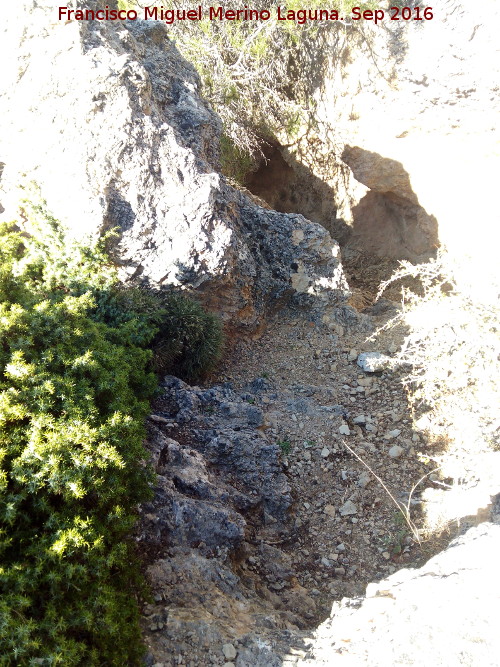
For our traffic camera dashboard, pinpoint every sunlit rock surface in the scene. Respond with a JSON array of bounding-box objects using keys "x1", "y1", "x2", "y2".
[
  {"x1": 295, "y1": 514, "x2": 500, "y2": 666},
  {"x1": 0, "y1": 0, "x2": 348, "y2": 332}
]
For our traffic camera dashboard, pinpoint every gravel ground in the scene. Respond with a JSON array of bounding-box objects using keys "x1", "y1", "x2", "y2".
[{"x1": 213, "y1": 306, "x2": 441, "y2": 620}]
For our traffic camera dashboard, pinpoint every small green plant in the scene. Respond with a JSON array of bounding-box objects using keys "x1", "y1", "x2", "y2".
[
  {"x1": 382, "y1": 529, "x2": 408, "y2": 557},
  {"x1": 278, "y1": 439, "x2": 293, "y2": 456},
  {"x1": 382, "y1": 511, "x2": 411, "y2": 556},
  {"x1": 220, "y1": 133, "x2": 256, "y2": 184},
  {"x1": 152, "y1": 293, "x2": 224, "y2": 381},
  {"x1": 95, "y1": 287, "x2": 224, "y2": 382}
]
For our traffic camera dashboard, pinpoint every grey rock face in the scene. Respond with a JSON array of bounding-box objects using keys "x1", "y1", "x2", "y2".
[
  {"x1": 0, "y1": 0, "x2": 348, "y2": 333},
  {"x1": 138, "y1": 376, "x2": 292, "y2": 559},
  {"x1": 138, "y1": 376, "x2": 314, "y2": 665}
]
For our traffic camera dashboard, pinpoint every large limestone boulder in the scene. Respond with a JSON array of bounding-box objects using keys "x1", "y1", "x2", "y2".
[
  {"x1": 295, "y1": 516, "x2": 500, "y2": 665},
  {"x1": 0, "y1": 0, "x2": 348, "y2": 332}
]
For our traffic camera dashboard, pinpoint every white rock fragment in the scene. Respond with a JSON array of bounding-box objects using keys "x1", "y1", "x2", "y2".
[
  {"x1": 385, "y1": 428, "x2": 402, "y2": 439},
  {"x1": 339, "y1": 500, "x2": 357, "y2": 516},
  {"x1": 222, "y1": 644, "x2": 237, "y2": 660},
  {"x1": 339, "y1": 424, "x2": 351, "y2": 436},
  {"x1": 353, "y1": 415, "x2": 367, "y2": 425},
  {"x1": 388, "y1": 445, "x2": 404, "y2": 458},
  {"x1": 358, "y1": 472, "x2": 372, "y2": 488},
  {"x1": 348, "y1": 348, "x2": 358, "y2": 361},
  {"x1": 357, "y1": 351, "x2": 391, "y2": 373}
]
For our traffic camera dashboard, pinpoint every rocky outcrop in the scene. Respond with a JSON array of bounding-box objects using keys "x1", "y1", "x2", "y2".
[
  {"x1": 295, "y1": 514, "x2": 500, "y2": 666},
  {"x1": 340, "y1": 146, "x2": 438, "y2": 260},
  {"x1": 0, "y1": 0, "x2": 348, "y2": 333},
  {"x1": 139, "y1": 367, "x2": 500, "y2": 666},
  {"x1": 137, "y1": 375, "x2": 317, "y2": 665}
]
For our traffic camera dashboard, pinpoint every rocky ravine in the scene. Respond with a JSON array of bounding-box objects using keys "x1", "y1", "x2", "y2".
[
  {"x1": 2, "y1": 2, "x2": 500, "y2": 665},
  {"x1": 138, "y1": 305, "x2": 500, "y2": 667}
]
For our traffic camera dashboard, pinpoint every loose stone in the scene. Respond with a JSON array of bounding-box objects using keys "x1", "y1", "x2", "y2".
[
  {"x1": 357, "y1": 351, "x2": 391, "y2": 373},
  {"x1": 324, "y1": 504, "x2": 336, "y2": 517},
  {"x1": 222, "y1": 644, "x2": 237, "y2": 660},
  {"x1": 339, "y1": 500, "x2": 357, "y2": 516},
  {"x1": 388, "y1": 445, "x2": 404, "y2": 458}
]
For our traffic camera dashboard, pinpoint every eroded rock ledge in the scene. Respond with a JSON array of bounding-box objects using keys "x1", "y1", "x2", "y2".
[{"x1": 1, "y1": 0, "x2": 349, "y2": 334}]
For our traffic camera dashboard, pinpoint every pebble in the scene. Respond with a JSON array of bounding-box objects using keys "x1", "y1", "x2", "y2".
[
  {"x1": 223, "y1": 664, "x2": 235, "y2": 667},
  {"x1": 339, "y1": 500, "x2": 357, "y2": 516},
  {"x1": 336, "y1": 543, "x2": 346, "y2": 552},
  {"x1": 334, "y1": 567, "x2": 346, "y2": 576},
  {"x1": 324, "y1": 504, "x2": 336, "y2": 517},
  {"x1": 385, "y1": 428, "x2": 402, "y2": 439},
  {"x1": 321, "y1": 557, "x2": 331, "y2": 567},
  {"x1": 353, "y1": 415, "x2": 366, "y2": 425},
  {"x1": 348, "y1": 348, "x2": 358, "y2": 361},
  {"x1": 321, "y1": 447, "x2": 331, "y2": 458},
  {"x1": 339, "y1": 424, "x2": 351, "y2": 436},
  {"x1": 358, "y1": 472, "x2": 371, "y2": 488},
  {"x1": 388, "y1": 445, "x2": 404, "y2": 458},
  {"x1": 222, "y1": 644, "x2": 237, "y2": 660}
]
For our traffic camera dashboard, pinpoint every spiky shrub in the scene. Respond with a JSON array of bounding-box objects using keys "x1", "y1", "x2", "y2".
[
  {"x1": 0, "y1": 195, "x2": 225, "y2": 663},
  {"x1": 0, "y1": 200, "x2": 159, "y2": 665},
  {"x1": 378, "y1": 253, "x2": 500, "y2": 454},
  {"x1": 151, "y1": 292, "x2": 223, "y2": 381},
  {"x1": 93, "y1": 287, "x2": 224, "y2": 382}
]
